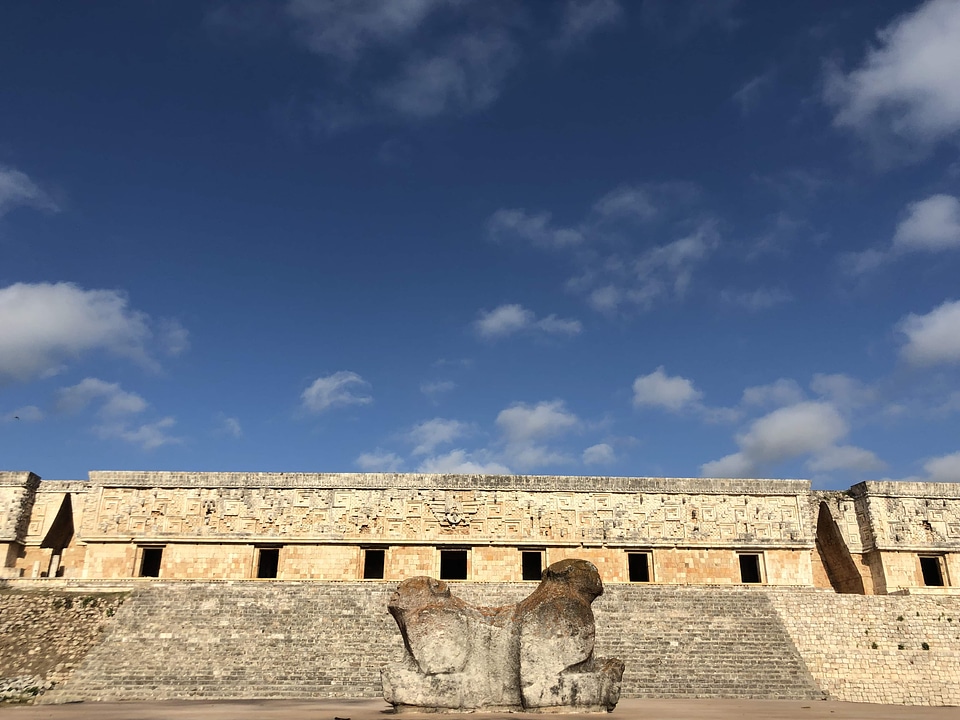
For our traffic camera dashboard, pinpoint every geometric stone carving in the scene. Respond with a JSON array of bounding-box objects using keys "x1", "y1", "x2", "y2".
[{"x1": 382, "y1": 559, "x2": 624, "y2": 712}]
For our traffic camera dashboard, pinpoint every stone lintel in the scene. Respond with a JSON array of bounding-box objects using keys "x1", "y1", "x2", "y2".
[
  {"x1": 88, "y1": 471, "x2": 810, "y2": 495},
  {"x1": 851, "y1": 481, "x2": 960, "y2": 500}
]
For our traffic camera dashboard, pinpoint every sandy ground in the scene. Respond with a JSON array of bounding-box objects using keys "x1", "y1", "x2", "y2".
[{"x1": 1, "y1": 698, "x2": 959, "y2": 720}]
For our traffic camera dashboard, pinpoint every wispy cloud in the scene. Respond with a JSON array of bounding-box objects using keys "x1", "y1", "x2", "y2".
[
  {"x1": 420, "y1": 379, "x2": 456, "y2": 400},
  {"x1": 216, "y1": 413, "x2": 243, "y2": 438},
  {"x1": 301, "y1": 370, "x2": 373, "y2": 412},
  {"x1": 375, "y1": 31, "x2": 518, "y2": 119},
  {"x1": 720, "y1": 287, "x2": 792, "y2": 311},
  {"x1": 407, "y1": 417, "x2": 469, "y2": 456},
  {"x1": 95, "y1": 417, "x2": 180, "y2": 451},
  {"x1": 56, "y1": 377, "x2": 180, "y2": 450},
  {"x1": 356, "y1": 449, "x2": 404, "y2": 472},
  {"x1": 554, "y1": 0, "x2": 624, "y2": 49},
  {"x1": 0, "y1": 165, "x2": 58, "y2": 218},
  {"x1": 731, "y1": 68, "x2": 775, "y2": 115},
  {"x1": 58, "y1": 378, "x2": 147, "y2": 417},
  {"x1": 474, "y1": 303, "x2": 582, "y2": 341}
]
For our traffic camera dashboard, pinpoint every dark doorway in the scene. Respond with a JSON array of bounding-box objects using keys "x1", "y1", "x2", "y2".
[
  {"x1": 363, "y1": 548, "x2": 385, "y2": 579},
  {"x1": 40, "y1": 495, "x2": 74, "y2": 578},
  {"x1": 920, "y1": 556, "x2": 945, "y2": 586},
  {"x1": 256, "y1": 548, "x2": 280, "y2": 579},
  {"x1": 739, "y1": 554, "x2": 762, "y2": 583},
  {"x1": 815, "y1": 502, "x2": 865, "y2": 594},
  {"x1": 628, "y1": 552, "x2": 650, "y2": 582},
  {"x1": 440, "y1": 549, "x2": 468, "y2": 580},
  {"x1": 140, "y1": 547, "x2": 163, "y2": 577},
  {"x1": 521, "y1": 551, "x2": 542, "y2": 581}
]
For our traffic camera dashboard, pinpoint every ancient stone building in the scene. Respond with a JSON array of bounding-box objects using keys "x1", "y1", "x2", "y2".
[{"x1": 3, "y1": 470, "x2": 958, "y2": 594}]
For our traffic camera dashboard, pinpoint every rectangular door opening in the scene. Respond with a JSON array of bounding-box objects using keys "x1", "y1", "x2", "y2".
[
  {"x1": 739, "y1": 553, "x2": 762, "y2": 583},
  {"x1": 139, "y1": 547, "x2": 163, "y2": 577},
  {"x1": 440, "y1": 549, "x2": 468, "y2": 580},
  {"x1": 628, "y1": 552, "x2": 650, "y2": 582},
  {"x1": 256, "y1": 548, "x2": 280, "y2": 579},
  {"x1": 920, "y1": 556, "x2": 945, "y2": 587},
  {"x1": 521, "y1": 550, "x2": 543, "y2": 581},
  {"x1": 363, "y1": 548, "x2": 386, "y2": 579}
]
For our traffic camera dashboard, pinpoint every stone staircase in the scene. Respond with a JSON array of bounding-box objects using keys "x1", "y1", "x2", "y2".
[
  {"x1": 594, "y1": 586, "x2": 824, "y2": 699},
  {"x1": 44, "y1": 582, "x2": 823, "y2": 702}
]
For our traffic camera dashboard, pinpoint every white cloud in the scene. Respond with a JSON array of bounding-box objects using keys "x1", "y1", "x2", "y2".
[
  {"x1": 592, "y1": 185, "x2": 658, "y2": 222},
  {"x1": 810, "y1": 373, "x2": 875, "y2": 409},
  {"x1": 496, "y1": 399, "x2": 579, "y2": 443},
  {"x1": 807, "y1": 445, "x2": 886, "y2": 473},
  {"x1": 158, "y1": 319, "x2": 190, "y2": 356},
  {"x1": 301, "y1": 371, "x2": 373, "y2": 412},
  {"x1": 842, "y1": 194, "x2": 960, "y2": 274},
  {"x1": 376, "y1": 31, "x2": 517, "y2": 118},
  {"x1": 741, "y1": 379, "x2": 804, "y2": 408},
  {"x1": 0, "y1": 165, "x2": 57, "y2": 217},
  {"x1": 825, "y1": 0, "x2": 960, "y2": 154},
  {"x1": 731, "y1": 69, "x2": 775, "y2": 115},
  {"x1": 95, "y1": 417, "x2": 179, "y2": 450},
  {"x1": 893, "y1": 194, "x2": 960, "y2": 251},
  {"x1": 635, "y1": 222, "x2": 718, "y2": 298},
  {"x1": 720, "y1": 287, "x2": 792, "y2": 311},
  {"x1": 417, "y1": 448, "x2": 511, "y2": 474},
  {"x1": 407, "y1": 417, "x2": 468, "y2": 456},
  {"x1": 582, "y1": 442, "x2": 615, "y2": 465},
  {"x1": 898, "y1": 299, "x2": 960, "y2": 366},
  {"x1": 285, "y1": 0, "x2": 453, "y2": 63},
  {"x1": 487, "y1": 208, "x2": 584, "y2": 249},
  {"x1": 356, "y1": 450, "x2": 404, "y2": 472},
  {"x1": 218, "y1": 414, "x2": 243, "y2": 438},
  {"x1": 496, "y1": 399, "x2": 580, "y2": 471},
  {"x1": 504, "y1": 444, "x2": 573, "y2": 470},
  {"x1": 58, "y1": 378, "x2": 147, "y2": 417},
  {"x1": 420, "y1": 379, "x2": 456, "y2": 399},
  {"x1": 924, "y1": 451, "x2": 960, "y2": 482},
  {"x1": 840, "y1": 247, "x2": 888, "y2": 275},
  {"x1": 0, "y1": 282, "x2": 163, "y2": 381},
  {"x1": 701, "y1": 401, "x2": 848, "y2": 477},
  {"x1": 54, "y1": 377, "x2": 178, "y2": 449},
  {"x1": 2, "y1": 405, "x2": 43, "y2": 422},
  {"x1": 633, "y1": 367, "x2": 703, "y2": 412},
  {"x1": 473, "y1": 304, "x2": 582, "y2": 340},
  {"x1": 555, "y1": 0, "x2": 624, "y2": 49}
]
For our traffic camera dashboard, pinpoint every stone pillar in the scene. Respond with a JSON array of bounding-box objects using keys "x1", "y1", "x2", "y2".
[{"x1": 0, "y1": 471, "x2": 41, "y2": 578}]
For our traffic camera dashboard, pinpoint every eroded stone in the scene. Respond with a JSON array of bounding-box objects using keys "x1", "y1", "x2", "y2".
[{"x1": 382, "y1": 559, "x2": 624, "y2": 713}]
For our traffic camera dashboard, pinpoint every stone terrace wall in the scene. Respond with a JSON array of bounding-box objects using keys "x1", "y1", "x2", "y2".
[
  {"x1": 767, "y1": 588, "x2": 960, "y2": 705},
  {"x1": 44, "y1": 581, "x2": 822, "y2": 703},
  {"x1": 0, "y1": 586, "x2": 127, "y2": 695}
]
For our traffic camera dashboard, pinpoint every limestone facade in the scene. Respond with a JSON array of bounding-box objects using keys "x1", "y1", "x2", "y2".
[{"x1": 1, "y1": 470, "x2": 958, "y2": 594}]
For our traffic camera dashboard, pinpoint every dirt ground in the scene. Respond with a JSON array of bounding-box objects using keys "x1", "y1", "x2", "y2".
[{"x1": 2, "y1": 698, "x2": 959, "y2": 720}]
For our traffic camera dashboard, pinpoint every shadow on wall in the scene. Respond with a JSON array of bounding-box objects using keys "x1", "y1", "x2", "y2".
[{"x1": 816, "y1": 502, "x2": 865, "y2": 594}]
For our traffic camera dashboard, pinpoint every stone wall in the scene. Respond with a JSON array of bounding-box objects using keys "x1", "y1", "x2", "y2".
[
  {"x1": 77, "y1": 474, "x2": 811, "y2": 549},
  {"x1": 0, "y1": 586, "x2": 127, "y2": 697},
  {"x1": 42, "y1": 581, "x2": 822, "y2": 703},
  {"x1": 768, "y1": 588, "x2": 960, "y2": 705},
  {"x1": 3, "y1": 579, "x2": 958, "y2": 706}
]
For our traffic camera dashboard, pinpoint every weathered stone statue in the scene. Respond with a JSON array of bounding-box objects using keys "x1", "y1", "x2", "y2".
[{"x1": 381, "y1": 559, "x2": 624, "y2": 713}]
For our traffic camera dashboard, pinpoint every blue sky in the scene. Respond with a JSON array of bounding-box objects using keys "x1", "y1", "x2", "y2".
[{"x1": 2, "y1": 0, "x2": 959, "y2": 488}]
